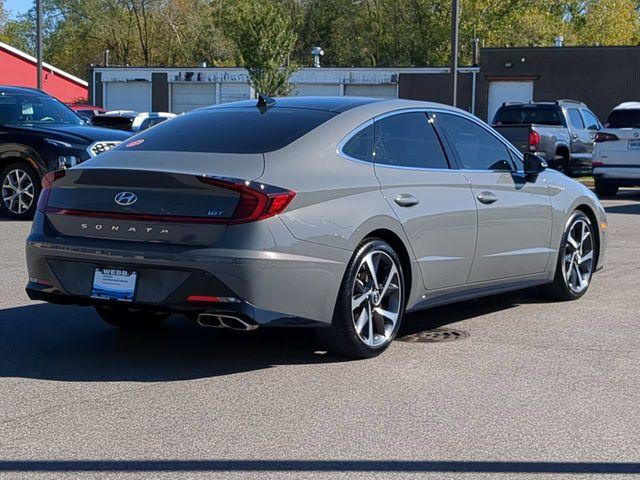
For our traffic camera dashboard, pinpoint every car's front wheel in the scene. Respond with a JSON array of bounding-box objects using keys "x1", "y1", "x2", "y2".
[
  {"x1": 324, "y1": 239, "x2": 405, "y2": 359},
  {"x1": 0, "y1": 162, "x2": 41, "y2": 219},
  {"x1": 95, "y1": 305, "x2": 169, "y2": 330},
  {"x1": 546, "y1": 211, "x2": 596, "y2": 300}
]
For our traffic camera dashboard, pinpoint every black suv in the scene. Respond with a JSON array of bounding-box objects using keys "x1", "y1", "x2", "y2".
[{"x1": 0, "y1": 86, "x2": 131, "y2": 219}]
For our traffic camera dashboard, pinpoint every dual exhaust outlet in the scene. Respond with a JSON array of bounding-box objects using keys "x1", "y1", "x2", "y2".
[{"x1": 197, "y1": 313, "x2": 258, "y2": 331}]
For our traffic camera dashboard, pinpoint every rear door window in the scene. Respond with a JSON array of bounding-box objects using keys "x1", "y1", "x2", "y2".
[
  {"x1": 117, "y1": 107, "x2": 337, "y2": 153},
  {"x1": 342, "y1": 123, "x2": 374, "y2": 162},
  {"x1": 567, "y1": 109, "x2": 585, "y2": 130},
  {"x1": 438, "y1": 113, "x2": 513, "y2": 171},
  {"x1": 605, "y1": 109, "x2": 640, "y2": 128},
  {"x1": 373, "y1": 112, "x2": 449, "y2": 169}
]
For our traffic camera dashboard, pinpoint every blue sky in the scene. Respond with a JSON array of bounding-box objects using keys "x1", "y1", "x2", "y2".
[{"x1": 5, "y1": 0, "x2": 31, "y2": 17}]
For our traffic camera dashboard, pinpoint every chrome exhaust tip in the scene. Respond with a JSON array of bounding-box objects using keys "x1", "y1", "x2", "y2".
[
  {"x1": 197, "y1": 314, "x2": 225, "y2": 328},
  {"x1": 218, "y1": 315, "x2": 259, "y2": 331},
  {"x1": 197, "y1": 313, "x2": 258, "y2": 331}
]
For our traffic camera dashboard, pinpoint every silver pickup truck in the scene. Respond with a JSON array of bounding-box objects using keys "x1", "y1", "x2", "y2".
[{"x1": 492, "y1": 100, "x2": 601, "y2": 176}]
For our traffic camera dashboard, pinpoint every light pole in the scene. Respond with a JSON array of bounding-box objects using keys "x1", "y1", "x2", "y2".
[
  {"x1": 450, "y1": 0, "x2": 459, "y2": 107},
  {"x1": 36, "y1": 0, "x2": 43, "y2": 90}
]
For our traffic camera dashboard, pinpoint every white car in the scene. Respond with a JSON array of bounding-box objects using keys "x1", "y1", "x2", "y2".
[{"x1": 593, "y1": 102, "x2": 640, "y2": 197}]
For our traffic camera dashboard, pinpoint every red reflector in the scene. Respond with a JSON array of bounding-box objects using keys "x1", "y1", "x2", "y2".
[
  {"x1": 528, "y1": 131, "x2": 540, "y2": 149},
  {"x1": 187, "y1": 295, "x2": 223, "y2": 303},
  {"x1": 187, "y1": 295, "x2": 240, "y2": 303},
  {"x1": 592, "y1": 161, "x2": 604, "y2": 167}
]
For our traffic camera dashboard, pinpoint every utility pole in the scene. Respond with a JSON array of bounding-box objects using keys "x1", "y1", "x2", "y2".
[
  {"x1": 36, "y1": 0, "x2": 43, "y2": 90},
  {"x1": 450, "y1": 0, "x2": 459, "y2": 107}
]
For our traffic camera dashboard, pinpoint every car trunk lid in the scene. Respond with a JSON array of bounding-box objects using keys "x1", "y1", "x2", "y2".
[{"x1": 42, "y1": 151, "x2": 265, "y2": 245}]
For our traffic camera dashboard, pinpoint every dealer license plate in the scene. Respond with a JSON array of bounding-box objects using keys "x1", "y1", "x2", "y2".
[{"x1": 91, "y1": 268, "x2": 137, "y2": 301}]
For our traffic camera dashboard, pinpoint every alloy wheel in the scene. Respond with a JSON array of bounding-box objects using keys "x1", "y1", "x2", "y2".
[
  {"x1": 562, "y1": 218, "x2": 594, "y2": 294},
  {"x1": 2, "y1": 168, "x2": 35, "y2": 215},
  {"x1": 351, "y1": 250, "x2": 402, "y2": 347}
]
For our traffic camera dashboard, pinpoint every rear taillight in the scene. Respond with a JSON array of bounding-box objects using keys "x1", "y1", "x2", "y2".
[
  {"x1": 592, "y1": 161, "x2": 604, "y2": 167},
  {"x1": 528, "y1": 131, "x2": 540, "y2": 150},
  {"x1": 595, "y1": 132, "x2": 619, "y2": 143},
  {"x1": 37, "y1": 170, "x2": 66, "y2": 212},
  {"x1": 197, "y1": 176, "x2": 296, "y2": 224}
]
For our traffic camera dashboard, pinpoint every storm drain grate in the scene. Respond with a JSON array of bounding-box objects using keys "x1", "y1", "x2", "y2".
[{"x1": 397, "y1": 328, "x2": 468, "y2": 343}]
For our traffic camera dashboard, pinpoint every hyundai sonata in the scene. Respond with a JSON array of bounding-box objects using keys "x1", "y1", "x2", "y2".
[{"x1": 26, "y1": 96, "x2": 607, "y2": 358}]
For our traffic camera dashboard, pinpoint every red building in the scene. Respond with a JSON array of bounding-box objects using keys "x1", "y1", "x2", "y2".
[{"x1": 0, "y1": 41, "x2": 88, "y2": 103}]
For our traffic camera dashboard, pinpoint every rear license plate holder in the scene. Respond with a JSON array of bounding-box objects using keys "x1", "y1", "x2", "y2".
[{"x1": 91, "y1": 268, "x2": 137, "y2": 301}]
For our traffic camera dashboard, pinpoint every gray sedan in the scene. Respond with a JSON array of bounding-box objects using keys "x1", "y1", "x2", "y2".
[{"x1": 25, "y1": 97, "x2": 607, "y2": 358}]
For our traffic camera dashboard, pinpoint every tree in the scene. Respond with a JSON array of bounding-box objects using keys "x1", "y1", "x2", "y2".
[
  {"x1": 222, "y1": 0, "x2": 300, "y2": 96},
  {"x1": 566, "y1": 0, "x2": 639, "y2": 45}
]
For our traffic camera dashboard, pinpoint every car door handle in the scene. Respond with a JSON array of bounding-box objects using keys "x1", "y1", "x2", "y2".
[
  {"x1": 394, "y1": 194, "x2": 420, "y2": 207},
  {"x1": 477, "y1": 191, "x2": 498, "y2": 205}
]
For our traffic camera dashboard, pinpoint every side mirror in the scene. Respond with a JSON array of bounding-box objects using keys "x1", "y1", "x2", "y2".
[{"x1": 523, "y1": 152, "x2": 547, "y2": 181}]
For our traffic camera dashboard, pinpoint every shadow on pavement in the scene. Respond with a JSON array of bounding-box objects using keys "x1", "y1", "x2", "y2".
[
  {"x1": 0, "y1": 288, "x2": 549, "y2": 383},
  {"x1": 605, "y1": 202, "x2": 640, "y2": 215},
  {"x1": 0, "y1": 459, "x2": 638, "y2": 474}
]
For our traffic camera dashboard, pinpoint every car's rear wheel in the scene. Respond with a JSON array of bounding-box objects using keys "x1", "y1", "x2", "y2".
[
  {"x1": 95, "y1": 305, "x2": 169, "y2": 330},
  {"x1": 594, "y1": 179, "x2": 619, "y2": 198},
  {"x1": 0, "y1": 162, "x2": 41, "y2": 219},
  {"x1": 546, "y1": 211, "x2": 596, "y2": 300},
  {"x1": 324, "y1": 239, "x2": 405, "y2": 359}
]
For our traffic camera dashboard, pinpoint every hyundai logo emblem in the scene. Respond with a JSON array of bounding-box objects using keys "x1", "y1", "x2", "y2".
[{"x1": 114, "y1": 191, "x2": 138, "y2": 206}]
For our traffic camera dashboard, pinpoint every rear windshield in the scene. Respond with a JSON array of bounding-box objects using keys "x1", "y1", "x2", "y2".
[
  {"x1": 493, "y1": 106, "x2": 564, "y2": 126},
  {"x1": 115, "y1": 107, "x2": 337, "y2": 153},
  {"x1": 605, "y1": 109, "x2": 640, "y2": 129}
]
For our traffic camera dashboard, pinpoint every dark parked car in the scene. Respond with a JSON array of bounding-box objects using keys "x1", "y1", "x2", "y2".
[
  {"x1": 492, "y1": 100, "x2": 601, "y2": 176},
  {"x1": 91, "y1": 110, "x2": 175, "y2": 133},
  {"x1": 0, "y1": 86, "x2": 130, "y2": 219}
]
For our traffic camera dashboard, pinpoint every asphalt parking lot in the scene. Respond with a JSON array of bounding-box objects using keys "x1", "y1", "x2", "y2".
[{"x1": 0, "y1": 191, "x2": 639, "y2": 480}]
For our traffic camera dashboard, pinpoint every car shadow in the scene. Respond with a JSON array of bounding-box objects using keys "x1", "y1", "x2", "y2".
[
  {"x1": 605, "y1": 202, "x2": 640, "y2": 215},
  {"x1": 0, "y1": 288, "x2": 547, "y2": 383}
]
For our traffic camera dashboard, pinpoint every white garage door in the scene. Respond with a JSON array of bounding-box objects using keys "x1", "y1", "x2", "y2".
[
  {"x1": 344, "y1": 84, "x2": 397, "y2": 98},
  {"x1": 487, "y1": 81, "x2": 534, "y2": 123},
  {"x1": 220, "y1": 83, "x2": 251, "y2": 104},
  {"x1": 105, "y1": 81, "x2": 151, "y2": 112},
  {"x1": 171, "y1": 83, "x2": 215, "y2": 113},
  {"x1": 293, "y1": 84, "x2": 341, "y2": 96}
]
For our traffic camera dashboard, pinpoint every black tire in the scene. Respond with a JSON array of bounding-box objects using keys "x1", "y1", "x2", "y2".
[
  {"x1": 552, "y1": 153, "x2": 569, "y2": 175},
  {"x1": 95, "y1": 305, "x2": 169, "y2": 330},
  {"x1": 594, "y1": 179, "x2": 618, "y2": 198},
  {"x1": 546, "y1": 211, "x2": 596, "y2": 301},
  {"x1": 322, "y1": 238, "x2": 405, "y2": 359},
  {"x1": 0, "y1": 161, "x2": 41, "y2": 220}
]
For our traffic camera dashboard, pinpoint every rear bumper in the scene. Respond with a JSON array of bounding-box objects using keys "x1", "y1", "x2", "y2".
[
  {"x1": 593, "y1": 166, "x2": 640, "y2": 185},
  {"x1": 25, "y1": 214, "x2": 349, "y2": 325},
  {"x1": 25, "y1": 281, "x2": 322, "y2": 327}
]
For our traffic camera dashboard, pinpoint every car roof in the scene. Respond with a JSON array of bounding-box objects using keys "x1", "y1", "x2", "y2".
[
  {"x1": 0, "y1": 85, "x2": 49, "y2": 96},
  {"x1": 613, "y1": 102, "x2": 640, "y2": 110},
  {"x1": 204, "y1": 96, "x2": 385, "y2": 113}
]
